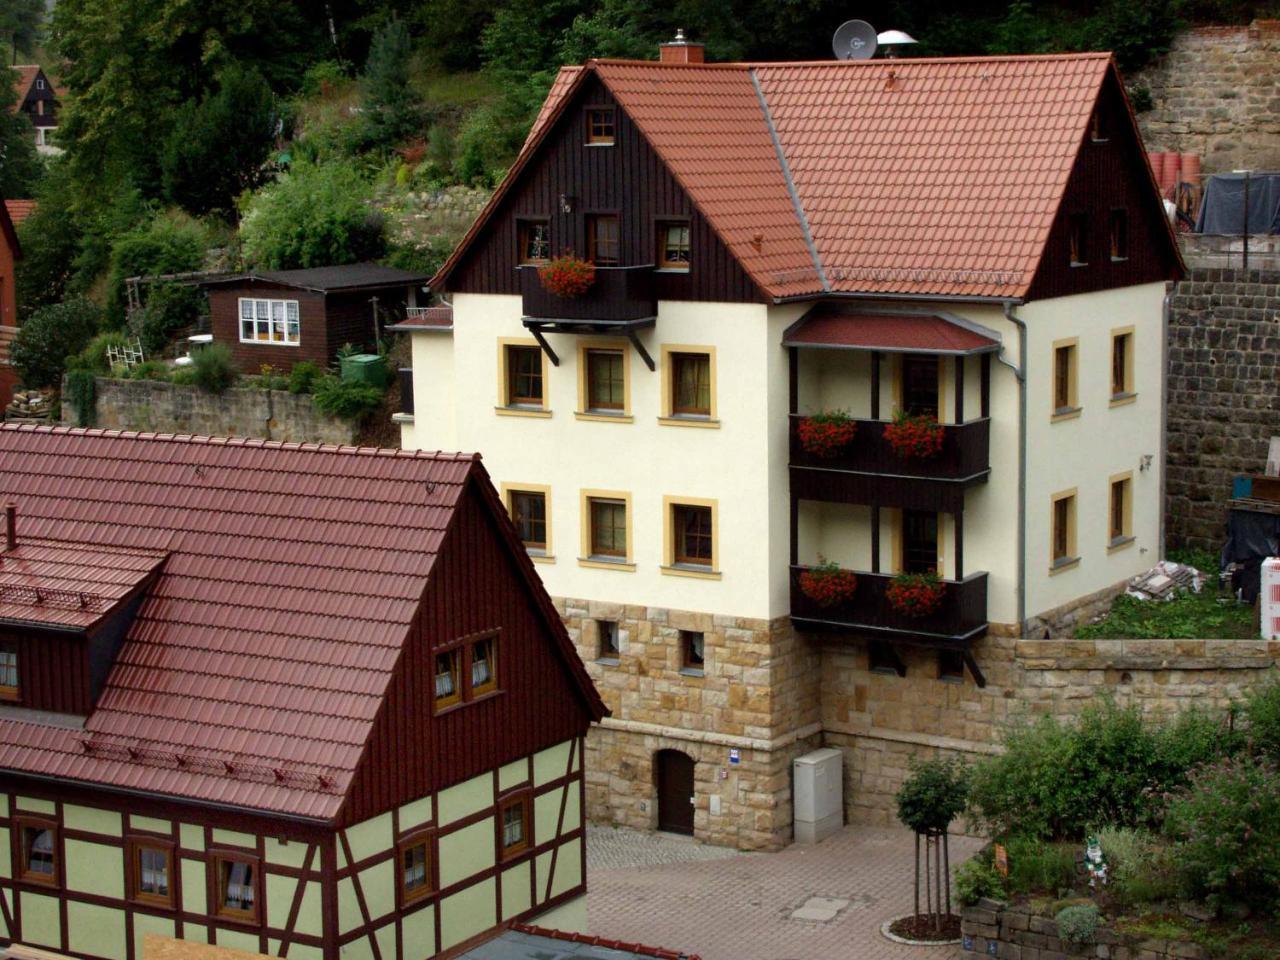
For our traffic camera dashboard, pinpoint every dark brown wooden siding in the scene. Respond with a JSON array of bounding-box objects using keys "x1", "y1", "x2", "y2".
[
  {"x1": 0, "y1": 627, "x2": 89, "y2": 715},
  {"x1": 322, "y1": 289, "x2": 406, "y2": 358},
  {"x1": 208, "y1": 284, "x2": 329, "y2": 374},
  {"x1": 341, "y1": 481, "x2": 592, "y2": 825},
  {"x1": 1026, "y1": 72, "x2": 1181, "y2": 301},
  {"x1": 449, "y1": 76, "x2": 761, "y2": 303}
]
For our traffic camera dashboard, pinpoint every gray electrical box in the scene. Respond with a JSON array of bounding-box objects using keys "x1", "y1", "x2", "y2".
[{"x1": 793, "y1": 747, "x2": 843, "y2": 844}]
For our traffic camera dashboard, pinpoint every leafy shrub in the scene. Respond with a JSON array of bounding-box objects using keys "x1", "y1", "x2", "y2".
[
  {"x1": 1128, "y1": 84, "x2": 1155, "y2": 113},
  {"x1": 130, "y1": 281, "x2": 205, "y2": 356},
  {"x1": 63, "y1": 369, "x2": 97, "y2": 427},
  {"x1": 191, "y1": 343, "x2": 238, "y2": 394},
  {"x1": 1002, "y1": 836, "x2": 1077, "y2": 897},
  {"x1": 1243, "y1": 679, "x2": 1280, "y2": 762},
  {"x1": 1056, "y1": 904, "x2": 1100, "y2": 944},
  {"x1": 287, "y1": 360, "x2": 323, "y2": 394},
  {"x1": 74, "y1": 331, "x2": 131, "y2": 374},
  {"x1": 300, "y1": 61, "x2": 349, "y2": 99},
  {"x1": 1098, "y1": 827, "x2": 1180, "y2": 909},
  {"x1": 239, "y1": 161, "x2": 386, "y2": 270},
  {"x1": 896, "y1": 756, "x2": 968, "y2": 834},
  {"x1": 105, "y1": 213, "x2": 207, "y2": 326},
  {"x1": 311, "y1": 375, "x2": 383, "y2": 420},
  {"x1": 955, "y1": 854, "x2": 1006, "y2": 907},
  {"x1": 12, "y1": 298, "x2": 103, "y2": 389},
  {"x1": 169, "y1": 367, "x2": 197, "y2": 386},
  {"x1": 1163, "y1": 756, "x2": 1280, "y2": 913},
  {"x1": 1152, "y1": 707, "x2": 1242, "y2": 792},
  {"x1": 128, "y1": 360, "x2": 171, "y2": 382}
]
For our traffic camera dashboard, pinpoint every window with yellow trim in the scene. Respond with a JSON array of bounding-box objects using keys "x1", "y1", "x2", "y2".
[
  {"x1": 673, "y1": 504, "x2": 713, "y2": 567},
  {"x1": 670, "y1": 352, "x2": 711, "y2": 417},
  {"x1": 508, "y1": 488, "x2": 548, "y2": 553},
  {"x1": 1111, "y1": 329, "x2": 1134, "y2": 399},
  {"x1": 589, "y1": 497, "x2": 627, "y2": 559},
  {"x1": 1109, "y1": 474, "x2": 1133, "y2": 547},
  {"x1": 505, "y1": 344, "x2": 544, "y2": 407},
  {"x1": 585, "y1": 349, "x2": 625, "y2": 412},
  {"x1": 1053, "y1": 340, "x2": 1079, "y2": 416},
  {"x1": 1051, "y1": 491, "x2": 1078, "y2": 569}
]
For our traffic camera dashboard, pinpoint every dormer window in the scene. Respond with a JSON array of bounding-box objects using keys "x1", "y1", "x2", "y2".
[
  {"x1": 586, "y1": 108, "x2": 615, "y2": 145},
  {"x1": 0, "y1": 645, "x2": 18, "y2": 701},
  {"x1": 1109, "y1": 209, "x2": 1129, "y2": 261},
  {"x1": 518, "y1": 219, "x2": 550, "y2": 264},
  {"x1": 1068, "y1": 213, "x2": 1088, "y2": 267},
  {"x1": 587, "y1": 215, "x2": 620, "y2": 266},
  {"x1": 658, "y1": 222, "x2": 691, "y2": 270}
]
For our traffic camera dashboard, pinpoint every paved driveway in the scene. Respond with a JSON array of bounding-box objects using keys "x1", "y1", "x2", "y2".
[{"x1": 586, "y1": 824, "x2": 982, "y2": 960}]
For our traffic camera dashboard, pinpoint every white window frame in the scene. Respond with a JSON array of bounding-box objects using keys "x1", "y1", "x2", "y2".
[{"x1": 238, "y1": 297, "x2": 301, "y2": 347}]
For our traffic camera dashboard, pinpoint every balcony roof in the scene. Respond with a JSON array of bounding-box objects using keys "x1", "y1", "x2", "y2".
[{"x1": 783, "y1": 308, "x2": 1000, "y2": 356}]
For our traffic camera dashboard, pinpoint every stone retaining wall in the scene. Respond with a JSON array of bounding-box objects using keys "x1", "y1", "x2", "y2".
[
  {"x1": 1165, "y1": 267, "x2": 1280, "y2": 551},
  {"x1": 64, "y1": 376, "x2": 359, "y2": 446},
  {"x1": 961, "y1": 898, "x2": 1209, "y2": 960}
]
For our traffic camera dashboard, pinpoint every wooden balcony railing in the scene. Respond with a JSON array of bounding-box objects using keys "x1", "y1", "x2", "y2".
[
  {"x1": 789, "y1": 566, "x2": 988, "y2": 643},
  {"x1": 789, "y1": 415, "x2": 990, "y2": 480},
  {"x1": 519, "y1": 265, "x2": 656, "y2": 322}
]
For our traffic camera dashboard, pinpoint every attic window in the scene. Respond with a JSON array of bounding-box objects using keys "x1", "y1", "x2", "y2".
[
  {"x1": 239, "y1": 298, "x2": 300, "y2": 346},
  {"x1": 1068, "y1": 214, "x2": 1089, "y2": 267},
  {"x1": 586, "y1": 108, "x2": 615, "y2": 145},
  {"x1": 658, "y1": 221, "x2": 691, "y2": 270},
  {"x1": 36, "y1": 78, "x2": 45, "y2": 90},
  {"x1": 1109, "y1": 209, "x2": 1129, "y2": 261},
  {"x1": 1090, "y1": 107, "x2": 1107, "y2": 143},
  {"x1": 0, "y1": 646, "x2": 18, "y2": 701},
  {"x1": 433, "y1": 632, "x2": 500, "y2": 713},
  {"x1": 518, "y1": 219, "x2": 550, "y2": 264}
]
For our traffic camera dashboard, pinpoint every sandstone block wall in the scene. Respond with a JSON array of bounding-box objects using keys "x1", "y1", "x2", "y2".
[
  {"x1": 66, "y1": 376, "x2": 359, "y2": 446},
  {"x1": 1165, "y1": 268, "x2": 1280, "y2": 550},
  {"x1": 1130, "y1": 20, "x2": 1280, "y2": 174}
]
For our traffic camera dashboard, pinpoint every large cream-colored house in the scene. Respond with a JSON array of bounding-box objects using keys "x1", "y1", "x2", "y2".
[{"x1": 396, "y1": 42, "x2": 1183, "y2": 849}]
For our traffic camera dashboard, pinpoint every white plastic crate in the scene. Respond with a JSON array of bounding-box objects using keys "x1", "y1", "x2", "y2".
[{"x1": 1263, "y1": 557, "x2": 1280, "y2": 641}]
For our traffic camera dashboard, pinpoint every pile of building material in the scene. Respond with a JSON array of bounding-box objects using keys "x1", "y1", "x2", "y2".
[
  {"x1": 1126, "y1": 561, "x2": 1206, "y2": 601},
  {"x1": 4, "y1": 389, "x2": 53, "y2": 423}
]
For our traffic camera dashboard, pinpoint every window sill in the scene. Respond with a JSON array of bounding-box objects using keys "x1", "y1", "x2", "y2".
[
  {"x1": 391, "y1": 412, "x2": 415, "y2": 424},
  {"x1": 595, "y1": 657, "x2": 621, "y2": 667},
  {"x1": 658, "y1": 416, "x2": 720, "y2": 429},
  {"x1": 578, "y1": 557, "x2": 636, "y2": 572},
  {"x1": 679, "y1": 667, "x2": 705, "y2": 678},
  {"x1": 1049, "y1": 556, "x2": 1080, "y2": 576},
  {"x1": 584, "y1": 141, "x2": 615, "y2": 148},
  {"x1": 1051, "y1": 406, "x2": 1082, "y2": 423},
  {"x1": 575, "y1": 411, "x2": 633, "y2": 424},
  {"x1": 1109, "y1": 392, "x2": 1138, "y2": 408},
  {"x1": 529, "y1": 553, "x2": 556, "y2": 565},
  {"x1": 660, "y1": 564, "x2": 721, "y2": 581},
  {"x1": 939, "y1": 675, "x2": 965, "y2": 685},
  {"x1": 1110, "y1": 256, "x2": 1129, "y2": 263},
  {"x1": 496, "y1": 406, "x2": 552, "y2": 419},
  {"x1": 1107, "y1": 535, "x2": 1135, "y2": 554},
  {"x1": 654, "y1": 268, "x2": 690, "y2": 275},
  {"x1": 1070, "y1": 262, "x2": 1089, "y2": 269}
]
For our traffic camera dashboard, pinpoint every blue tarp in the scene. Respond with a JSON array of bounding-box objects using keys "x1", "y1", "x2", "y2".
[{"x1": 1195, "y1": 172, "x2": 1280, "y2": 235}]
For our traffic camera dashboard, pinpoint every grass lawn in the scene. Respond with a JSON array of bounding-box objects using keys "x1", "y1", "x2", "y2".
[{"x1": 1074, "y1": 549, "x2": 1258, "y2": 639}]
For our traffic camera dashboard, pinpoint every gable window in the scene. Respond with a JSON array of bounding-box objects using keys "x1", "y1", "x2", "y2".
[
  {"x1": 506, "y1": 487, "x2": 549, "y2": 555},
  {"x1": 398, "y1": 831, "x2": 433, "y2": 906},
  {"x1": 434, "y1": 633, "x2": 500, "y2": 712},
  {"x1": 471, "y1": 635, "x2": 497, "y2": 696},
  {"x1": 585, "y1": 348, "x2": 625, "y2": 412},
  {"x1": 1111, "y1": 327, "x2": 1135, "y2": 401},
  {"x1": 658, "y1": 222, "x2": 691, "y2": 270},
  {"x1": 670, "y1": 352, "x2": 711, "y2": 418},
  {"x1": 587, "y1": 215, "x2": 620, "y2": 266},
  {"x1": 239, "y1": 298, "x2": 300, "y2": 346},
  {"x1": 595, "y1": 620, "x2": 620, "y2": 661},
  {"x1": 129, "y1": 839, "x2": 174, "y2": 908},
  {"x1": 505, "y1": 344, "x2": 544, "y2": 407},
  {"x1": 1090, "y1": 107, "x2": 1107, "y2": 143},
  {"x1": 1109, "y1": 209, "x2": 1129, "y2": 261},
  {"x1": 434, "y1": 649, "x2": 461, "y2": 709},
  {"x1": 681, "y1": 630, "x2": 705, "y2": 674},
  {"x1": 1068, "y1": 214, "x2": 1089, "y2": 266},
  {"x1": 498, "y1": 793, "x2": 532, "y2": 859},
  {"x1": 0, "y1": 646, "x2": 18, "y2": 701},
  {"x1": 36, "y1": 78, "x2": 44, "y2": 90},
  {"x1": 17, "y1": 819, "x2": 58, "y2": 885},
  {"x1": 518, "y1": 220, "x2": 551, "y2": 265},
  {"x1": 1109, "y1": 473, "x2": 1133, "y2": 549},
  {"x1": 1052, "y1": 339, "x2": 1079, "y2": 418},
  {"x1": 214, "y1": 854, "x2": 258, "y2": 923},
  {"x1": 1051, "y1": 490, "x2": 1078, "y2": 571},
  {"x1": 586, "y1": 108, "x2": 615, "y2": 145}
]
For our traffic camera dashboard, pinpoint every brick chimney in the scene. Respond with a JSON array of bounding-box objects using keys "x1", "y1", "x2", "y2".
[{"x1": 660, "y1": 28, "x2": 705, "y2": 64}]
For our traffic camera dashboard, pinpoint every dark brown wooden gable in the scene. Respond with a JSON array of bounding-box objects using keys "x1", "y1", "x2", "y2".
[
  {"x1": 448, "y1": 74, "x2": 762, "y2": 304},
  {"x1": 1026, "y1": 69, "x2": 1182, "y2": 302},
  {"x1": 340, "y1": 479, "x2": 593, "y2": 825}
]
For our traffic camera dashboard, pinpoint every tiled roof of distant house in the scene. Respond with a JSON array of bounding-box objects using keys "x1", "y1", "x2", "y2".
[
  {"x1": 198, "y1": 263, "x2": 432, "y2": 294},
  {"x1": 5, "y1": 199, "x2": 36, "y2": 225}
]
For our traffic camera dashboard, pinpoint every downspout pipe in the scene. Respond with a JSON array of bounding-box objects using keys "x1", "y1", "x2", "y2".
[
  {"x1": 998, "y1": 303, "x2": 1028, "y2": 633},
  {"x1": 1160, "y1": 284, "x2": 1172, "y2": 560}
]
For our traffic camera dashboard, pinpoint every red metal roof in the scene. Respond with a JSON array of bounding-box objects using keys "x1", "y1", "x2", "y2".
[
  {"x1": 436, "y1": 53, "x2": 1160, "y2": 301},
  {"x1": 783, "y1": 310, "x2": 999, "y2": 355},
  {"x1": 4, "y1": 199, "x2": 36, "y2": 226},
  {"x1": 510, "y1": 924, "x2": 702, "y2": 960},
  {"x1": 0, "y1": 425, "x2": 602, "y2": 821}
]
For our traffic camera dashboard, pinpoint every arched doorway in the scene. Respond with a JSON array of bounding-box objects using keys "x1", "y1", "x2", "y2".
[{"x1": 655, "y1": 749, "x2": 695, "y2": 835}]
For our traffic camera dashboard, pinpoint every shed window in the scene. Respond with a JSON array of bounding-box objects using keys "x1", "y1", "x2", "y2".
[
  {"x1": 130, "y1": 840, "x2": 173, "y2": 907},
  {"x1": 0, "y1": 647, "x2": 17, "y2": 701},
  {"x1": 587, "y1": 215, "x2": 620, "y2": 266},
  {"x1": 18, "y1": 820, "x2": 57, "y2": 884},
  {"x1": 499, "y1": 794, "x2": 531, "y2": 858},
  {"x1": 658, "y1": 222, "x2": 690, "y2": 270},
  {"x1": 239, "y1": 297, "x2": 300, "y2": 346},
  {"x1": 215, "y1": 855, "x2": 257, "y2": 922},
  {"x1": 518, "y1": 220, "x2": 550, "y2": 264},
  {"x1": 586, "y1": 109, "x2": 615, "y2": 145}
]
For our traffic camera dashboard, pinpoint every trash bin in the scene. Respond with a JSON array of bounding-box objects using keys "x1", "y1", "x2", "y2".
[{"x1": 339, "y1": 354, "x2": 389, "y2": 388}]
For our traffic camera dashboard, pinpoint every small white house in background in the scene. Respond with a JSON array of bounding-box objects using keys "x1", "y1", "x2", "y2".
[{"x1": 394, "y1": 40, "x2": 1184, "y2": 849}]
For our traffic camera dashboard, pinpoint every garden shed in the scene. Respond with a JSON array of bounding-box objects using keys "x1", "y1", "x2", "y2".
[{"x1": 200, "y1": 263, "x2": 430, "y2": 373}]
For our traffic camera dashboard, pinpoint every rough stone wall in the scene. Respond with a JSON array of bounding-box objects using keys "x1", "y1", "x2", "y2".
[
  {"x1": 821, "y1": 637, "x2": 1276, "y2": 825},
  {"x1": 66, "y1": 377, "x2": 359, "y2": 446},
  {"x1": 1130, "y1": 20, "x2": 1280, "y2": 174},
  {"x1": 557, "y1": 597, "x2": 822, "y2": 850},
  {"x1": 1165, "y1": 268, "x2": 1280, "y2": 550}
]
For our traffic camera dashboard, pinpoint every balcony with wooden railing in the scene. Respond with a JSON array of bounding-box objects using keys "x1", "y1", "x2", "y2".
[{"x1": 518, "y1": 264, "x2": 656, "y2": 323}]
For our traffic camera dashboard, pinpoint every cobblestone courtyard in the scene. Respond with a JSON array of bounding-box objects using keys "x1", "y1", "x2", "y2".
[{"x1": 586, "y1": 824, "x2": 983, "y2": 960}]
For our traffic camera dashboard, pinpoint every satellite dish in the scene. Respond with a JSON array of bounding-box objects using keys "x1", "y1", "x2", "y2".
[{"x1": 832, "y1": 19, "x2": 878, "y2": 61}]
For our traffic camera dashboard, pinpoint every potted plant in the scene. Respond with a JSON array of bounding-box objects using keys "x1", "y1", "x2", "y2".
[
  {"x1": 884, "y1": 410, "x2": 945, "y2": 459},
  {"x1": 798, "y1": 557, "x2": 858, "y2": 607},
  {"x1": 797, "y1": 409, "x2": 858, "y2": 458},
  {"x1": 886, "y1": 571, "x2": 946, "y2": 618},
  {"x1": 538, "y1": 251, "x2": 596, "y2": 298}
]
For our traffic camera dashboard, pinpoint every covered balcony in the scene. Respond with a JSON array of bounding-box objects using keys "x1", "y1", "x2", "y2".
[{"x1": 518, "y1": 264, "x2": 656, "y2": 323}]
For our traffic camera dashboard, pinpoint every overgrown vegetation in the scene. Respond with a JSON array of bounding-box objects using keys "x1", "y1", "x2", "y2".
[{"x1": 11, "y1": 298, "x2": 102, "y2": 389}]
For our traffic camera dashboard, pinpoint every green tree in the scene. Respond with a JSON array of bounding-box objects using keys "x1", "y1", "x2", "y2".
[
  {"x1": 161, "y1": 64, "x2": 278, "y2": 216},
  {"x1": 11, "y1": 298, "x2": 102, "y2": 389},
  {"x1": 0, "y1": 0, "x2": 44, "y2": 64},
  {"x1": 14, "y1": 160, "x2": 83, "y2": 320},
  {"x1": 0, "y1": 67, "x2": 43, "y2": 198},
  {"x1": 360, "y1": 17, "x2": 421, "y2": 146},
  {"x1": 104, "y1": 213, "x2": 208, "y2": 327}
]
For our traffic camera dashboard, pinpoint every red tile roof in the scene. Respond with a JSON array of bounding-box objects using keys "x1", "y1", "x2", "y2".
[
  {"x1": 0, "y1": 426, "x2": 603, "y2": 821},
  {"x1": 439, "y1": 53, "x2": 1160, "y2": 301},
  {"x1": 11, "y1": 65, "x2": 39, "y2": 103},
  {"x1": 5, "y1": 199, "x2": 36, "y2": 226},
  {"x1": 783, "y1": 310, "x2": 999, "y2": 355}
]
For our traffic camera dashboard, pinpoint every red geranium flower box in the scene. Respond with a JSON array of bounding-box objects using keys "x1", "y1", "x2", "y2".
[
  {"x1": 797, "y1": 411, "x2": 858, "y2": 458},
  {"x1": 538, "y1": 252, "x2": 596, "y2": 298},
  {"x1": 885, "y1": 571, "x2": 946, "y2": 618},
  {"x1": 799, "y1": 559, "x2": 858, "y2": 608},
  {"x1": 884, "y1": 411, "x2": 945, "y2": 459}
]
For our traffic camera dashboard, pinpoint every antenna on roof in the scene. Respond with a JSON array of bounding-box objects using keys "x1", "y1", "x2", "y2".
[{"x1": 832, "y1": 20, "x2": 878, "y2": 61}]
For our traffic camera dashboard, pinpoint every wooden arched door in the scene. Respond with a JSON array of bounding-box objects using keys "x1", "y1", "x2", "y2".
[{"x1": 655, "y1": 749, "x2": 695, "y2": 835}]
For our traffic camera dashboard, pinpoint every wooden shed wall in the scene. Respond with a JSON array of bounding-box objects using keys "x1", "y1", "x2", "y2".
[{"x1": 208, "y1": 285, "x2": 328, "y2": 373}]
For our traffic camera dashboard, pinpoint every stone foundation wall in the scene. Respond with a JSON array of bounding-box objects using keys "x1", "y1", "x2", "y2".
[
  {"x1": 65, "y1": 376, "x2": 359, "y2": 445},
  {"x1": 1165, "y1": 268, "x2": 1280, "y2": 551},
  {"x1": 819, "y1": 638, "x2": 1277, "y2": 825},
  {"x1": 1130, "y1": 20, "x2": 1280, "y2": 175}
]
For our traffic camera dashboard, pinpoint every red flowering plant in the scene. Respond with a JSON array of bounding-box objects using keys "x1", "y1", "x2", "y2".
[
  {"x1": 538, "y1": 251, "x2": 596, "y2": 298},
  {"x1": 883, "y1": 410, "x2": 945, "y2": 459},
  {"x1": 797, "y1": 410, "x2": 858, "y2": 458},
  {"x1": 798, "y1": 557, "x2": 858, "y2": 608},
  {"x1": 885, "y1": 571, "x2": 946, "y2": 618}
]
